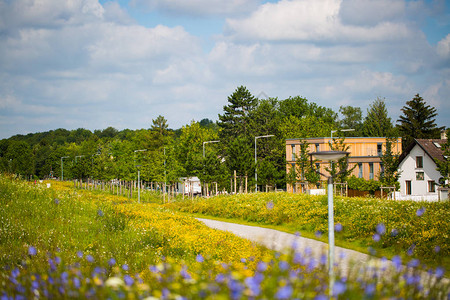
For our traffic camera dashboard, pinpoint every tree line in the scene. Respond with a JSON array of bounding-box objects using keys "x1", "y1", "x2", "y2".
[{"x1": 0, "y1": 86, "x2": 445, "y2": 191}]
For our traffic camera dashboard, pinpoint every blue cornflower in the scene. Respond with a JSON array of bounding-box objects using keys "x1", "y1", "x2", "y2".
[
  {"x1": 314, "y1": 294, "x2": 327, "y2": 300},
  {"x1": 109, "y1": 258, "x2": 116, "y2": 266},
  {"x1": 320, "y1": 254, "x2": 327, "y2": 266},
  {"x1": 240, "y1": 258, "x2": 247, "y2": 263},
  {"x1": 257, "y1": 261, "x2": 267, "y2": 272},
  {"x1": 245, "y1": 276, "x2": 262, "y2": 296},
  {"x1": 28, "y1": 246, "x2": 37, "y2": 256},
  {"x1": 372, "y1": 233, "x2": 381, "y2": 242},
  {"x1": 392, "y1": 255, "x2": 402, "y2": 270},
  {"x1": 228, "y1": 279, "x2": 244, "y2": 300},
  {"x1": 180, "y1": 267, "x2": 191, "y2": 280},
  {"x1": 86, "y1": 255, "x2": 94, "y2": 263},
  {"x1": 315, "y1": 231, "x2": 323, "y2": 238},
  {"x1": 275, "y1": 285, "x2": 293, "y2": 299},
  {"x1": 196, "y1": 254, "x2": 204, "y2": 263},
  {"x1": 407, "y1": 244, "x2": 415, "y2": 256},
  {"x1": 416, "y1": 207, "x2": 425, "y2": 217},
  {"x1": 390, "y1": 228, "x2": 399, "y2": 237},
  {"x1": 434, "y1": 246, "x2": 441, "y2": 253},
  {"x1": 73, "y1": 277, "x2": 81, "y2": 289},
  {"x1": 97, "y1": 209, "x2": 104, "y2": 217},
  {"x1": 61, "y1": 272, "x2": 69, "y2": 284},
  {"x1": 376, "y1": 223, "x2": 386, "y2": 235},
  {"x1": 215, "y1": 274, "x2": 226, "y2": 283},
  {"x1": 335, "y1": 223, "x2": 343, "y2": 232},
  {"x1": 11, "y1": 268, "x2": 20, "y2": 278},
  {"x1": 54, "y1": 198, "x2": 60, "y2": 204},
  {"x1": 279, "y1": 260, "x2": 290, "y2": 271},
  {"x1": 54, "y1": 256, "x2": 61, "y2": 264},
  {"x1": 435, "y1": 267, "x2": 444, "y2": 279},
  {"x1": 122, "y1": 264, "x2": 129, "y2": 271},
  {"x1": 333, "y1": 280, "x2": 346, "y2": 296},
  {"x1": 76, "y1": 251, "x2": 83, "y2": 258},
  {"x1": 408, "y1": 259, "x2": 420, "y2": 268},
  {"x1": 307, "y1": 258, "x2": 318, "y2": 272},
  {"x1": 124, "y1": 275, "x2": 134, "y2": 286},
  {"x1": 266, "y1": 201, "x2": 274, "y2": 210},
  {"x1": 365, "y1": 283, "x2": 375, "y2": 296}
]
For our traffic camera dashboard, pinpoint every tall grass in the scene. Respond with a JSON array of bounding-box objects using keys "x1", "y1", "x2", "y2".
[{"x1": 1, "y1": 175, "x2": 449, "y2": 299}]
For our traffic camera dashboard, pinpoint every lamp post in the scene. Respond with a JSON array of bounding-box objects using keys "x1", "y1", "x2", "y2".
[
  {"x1": 309, "y1": 150, "x2": 349, "y2": 298},
  {"x1": 134, "y1": 149, "x2": 147, "y2": 203},
  {"x1": 330, "y1": 128, "x2": 355, "y2": 146},
  {"x1": 61, "y1": 156, "x2": 69, "y2": 181},
  {"x1": 255, "y1": 135, "x2": 275, "y2": 192}
]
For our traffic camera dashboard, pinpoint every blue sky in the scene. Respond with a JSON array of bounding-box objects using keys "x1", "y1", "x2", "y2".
[{"x1": 0, "y1": 0, "x2": 449, "y2": 139}]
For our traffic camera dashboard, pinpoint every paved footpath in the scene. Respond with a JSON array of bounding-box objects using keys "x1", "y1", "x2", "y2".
[{"x1": 197, "y1": 218, "x2": 372, "y2": 275}]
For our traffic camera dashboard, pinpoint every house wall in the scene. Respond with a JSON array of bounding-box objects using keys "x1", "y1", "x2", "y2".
[
  {"x1": 398, "y1": 144, "x2": 441, "y2": 200},
  {"x1": 286, "y1": 137, "x2": 402, "y2": 192}
]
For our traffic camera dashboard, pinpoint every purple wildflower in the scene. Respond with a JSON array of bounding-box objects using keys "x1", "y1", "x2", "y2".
[
  {"x1": 434, "y1": 246, "x2": 441, "y2": 253},
  {"x1": 320, "y1": 254, "x2": 327, "y2": 266},
  {"x1": 279, "y1": 260, "x2": 290, "y2": 271},
  {"x1": 122, "y1": 264, "x2": 129, "y2": 271},
  {"x1": 245, "y1": 276, "x2": 262, "y2": 296},
  {"x1": 314, "y1": 294, "x2": 327, "y2": 300},
  {"x1": 76, "y1": 251, "x2": 83, "y2": 258},
  {"x1": 54, "y1": 198, "x2": 60, "y2": 204},
  {"x1": 28, "y1": 246, "x2": 37, "y2": 256},
  {"x1": 86, "y1": 255, "x2": 94, "y2": 263},
  {"x1": 390, "y1": 228, "x2": 398, "y2": 237},
  {"x1": 408, "y1": 259, "x2": 420, "y2": 268},
  {"x1": 54, "y1": 256, "x2": 61, "y2": 264},
  {"x1": 435, "y1": 267, "x2": 444, "y2": 279},
  {"x1": 215, "y1": 274, "x2": 226, "y2": 283},
  {"x1": 257, "y1": 261, "x2": 267, "y2": 272},
  {"x1": 73, "y1": 277, "x2": 81, "y2": 289},
  {"x1": 416, "y1": 207, "x2": 425, "y2": 217},
  {"x1": 180, "y1": 267, "x2": 191, "y2": 280},
  {"x1": 275, "y1": 285, "x2": 293, "y2": 299},
  {"x1": 407, "y1": 244, "x2": 415, "y2": 256},
  {"x1": 376, "y1": 223, "x2": 386, "y2": 235},
  {"x1": 333, "y1": 280, "x2": 346, "y2": 296},
  {"x1": 372, "y1": 233, "x2": 381, "y2": 242},
  {"x1": 365, "y1": 283, "x2": 375, "y2": 295},
  {"x1": 196, "y1": 254, "x2": 204, "y2": 263},
  {"x1": 97, "y1": 209, "x2": 104, "y2": 217},
  {"x1": 124, "y1": 275, "x2": 134, "y2": 286},
  {"x1": 108, "y1": 258, "x2": 116, "y2": 266},
  {"x1": 392, "y1": 255, "x2": 402, "y2": 270},
  {"x1": 266, "y1": 201, "x2": 274, "y2": 210},
  {"x1": 334, "y1": 223, "x2": 343, "y2": 232},
  {"x1": 315, "y1": 231, "x2": 323, "y2": 238}
]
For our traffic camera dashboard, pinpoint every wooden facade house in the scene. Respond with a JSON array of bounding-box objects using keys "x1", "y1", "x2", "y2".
[{"x1": 286, "y1": 137, "x2": 402, "y2": 193}]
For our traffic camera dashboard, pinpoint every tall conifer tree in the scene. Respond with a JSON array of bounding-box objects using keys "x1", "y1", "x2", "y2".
[{"x1": 397, "y1": 94, "x2": 442, "y2": 149}]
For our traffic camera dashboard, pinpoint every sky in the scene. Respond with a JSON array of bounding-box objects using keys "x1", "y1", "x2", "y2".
[{"x1": 0, "y1": 0, "x2": 449, "y2": 139}]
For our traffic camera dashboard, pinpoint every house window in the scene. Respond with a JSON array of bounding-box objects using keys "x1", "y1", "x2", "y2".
[
  {"x1": 428, "y1": 181, "x2": 436, "y2": 192},
  {"x1": 416, "y1": 156, "x2": 423, "y2": 168},
  {"x1": 416, "y1": 172, "x2": 424, "y2": 180},
  {"x1": 406, "y1": 181, "x2": 411, "y2": 195},
  {"x1": 377, "y1": 143, "x2": 383, "y2": 156},
  {"x1": 369, "y1": 163, "x2": 374, "y2": 180},
  {"x1": 358, "y1": 163, "x2": 363, "y2": 178},
  {"x1": 315, "y1": 143, "x2": 320, "y2": 152},
  {"x1": 291, "y1": 145, "x2": 296, "y2": 161}
]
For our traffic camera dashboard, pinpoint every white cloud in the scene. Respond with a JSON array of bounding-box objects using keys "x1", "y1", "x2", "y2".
[
  {"x1": 339, "y1": 0, "x2": 406, "y2": 26},
  {"x1": 131, "y1": 0, "x2": 260, "y2": 16},
  {"x1": 224, "y1": 0, "x2": 416, "y2": 43},
  {"x1": 437, "y1": 34, "x2": 450, "y2": 60}
]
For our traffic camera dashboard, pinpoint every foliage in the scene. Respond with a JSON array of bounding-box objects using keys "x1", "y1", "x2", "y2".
[
  {"x1": 397, "y1": 94, "x2": 443, "y2": 149},
  {"x1": 1, "y1": 175, "x2": 449, "y2": 299},
  {"x1": 167, "y1": 191, "x2": 450, "y2": 269},
  {"x1": 347, "y1": 175, "x2": 382, "y2": 192},
  {"x1": 363, "y1": 97, "x2": 393, "y2": 137},
  {"x1": 339, "y1": 105, "x2": 362, "y2": 136},
  {"x1": 151, "y1": 115, "x2": 169, "y2": 136},
  {"x1": 327, "y1": 136, "x2": 356, "y2": 183},
  {"x1": 435, "y1": 129, "x2": 450, "y2": 187},
  {"x1": 379, "y1": 137, "x2": 401, "y2": 189}
]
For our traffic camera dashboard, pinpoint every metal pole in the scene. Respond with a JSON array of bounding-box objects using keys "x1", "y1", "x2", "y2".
[
  {"x1": 138, "y1": 167, "x2": 141, "y2": 203},
  {"x1": 327, "y1": 176, "x2": 335, "y2": 297}
]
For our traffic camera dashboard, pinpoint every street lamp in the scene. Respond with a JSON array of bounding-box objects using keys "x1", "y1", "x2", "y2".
[
  {"x1": 61, "y1": 156, "x2": 69, "y2": 181},
  {"x1": 330, "y1": 128, "x2": 355, "y2": 145},
  {"x1": 134, "y1": 149, "x2": 147, "y2": 203},
  {"x1": 255, "y1": 135, "x2": 275, "y2": 192},
  {"x1": 309, "y1": 150, "x2": 349, "y2": 297}
]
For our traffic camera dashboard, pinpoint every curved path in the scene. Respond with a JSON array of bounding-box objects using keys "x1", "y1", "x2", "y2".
[{"x1": 197, "y1": 218, "x2": 373, "y2": 275}]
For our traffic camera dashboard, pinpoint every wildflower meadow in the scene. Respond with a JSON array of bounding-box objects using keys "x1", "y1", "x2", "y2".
[{"x1": 0, "y1": 174, "x2": 449, "y2": 299}]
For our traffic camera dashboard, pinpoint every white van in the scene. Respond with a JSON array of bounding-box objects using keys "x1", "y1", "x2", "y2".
[{"x1": 178, "y1": 177, "x2": 202, "y2": 195}]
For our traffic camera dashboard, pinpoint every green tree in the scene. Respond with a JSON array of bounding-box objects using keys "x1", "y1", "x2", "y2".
[
  {"x1": 327, "y1": 136, "x2": 355, "y2": 183},
  {"x1": 339, "y1": 105, "x2": 362, "y2": 135},
  {"x1": 218, "y1": 86, "x2": 258, "y2": 181},
  {"x1": 397, "y1": 94, "x2": 443, "y2": 149},
  {"x1": 379, "y1": 137, "x2": 401, "y2": 189},
  {"x1": 435, "y1": 128, "x2": 450, "y2": 187},
  {"x1": 151, "y1": 115, "x2": 169, "y2": 136},
  {"x1": 6, "y1": 141, "x2": 34, "y2": 177},
  {"x1": 362, "y1": 97, "x2": 393, "y2": 137}
]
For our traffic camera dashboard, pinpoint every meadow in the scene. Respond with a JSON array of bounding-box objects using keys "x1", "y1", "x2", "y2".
[
  {"x1": 0, "y1": 174, "x2": 449, "y2": 299},
  {"x1": 165, "y1": 192, "x2": 450, "y2": 270}
]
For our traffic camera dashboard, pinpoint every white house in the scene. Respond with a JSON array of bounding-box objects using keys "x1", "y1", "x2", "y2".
[{"x1": 397, "y1": 139, "x2": 447, "y2": 201}]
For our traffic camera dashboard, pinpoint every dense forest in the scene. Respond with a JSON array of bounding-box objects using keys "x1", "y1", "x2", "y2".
[{"x1": 0, "y1": 87, "x2": 444, "y2": 191}]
